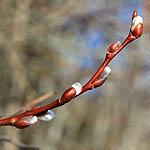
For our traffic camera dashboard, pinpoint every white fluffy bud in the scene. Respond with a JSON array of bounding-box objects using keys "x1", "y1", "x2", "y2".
[
  {"x1": 20, "y1": 116, "x2": 38, "y2": 125},
  {"x1": 131, "y1": 16, "x2": 143, "y2": 32},
  {"x1": 99, "y1": 66, "x2": 111, "y2": 79},
  {"x1": 38, "y1": 110, "x2": 55, "y2": 121},
  {"x1": 71, "y1": 82, "x2": 82, "y2": 95}
]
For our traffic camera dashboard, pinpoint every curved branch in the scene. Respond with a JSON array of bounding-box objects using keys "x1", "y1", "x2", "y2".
[{"x1": 0, "y1": 10, "x2": 143, "y2": 129}]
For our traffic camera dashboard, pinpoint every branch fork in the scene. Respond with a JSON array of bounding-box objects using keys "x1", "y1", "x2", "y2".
[{"x1": 0, "y1": 10, "x2": 143, "y2": 129}]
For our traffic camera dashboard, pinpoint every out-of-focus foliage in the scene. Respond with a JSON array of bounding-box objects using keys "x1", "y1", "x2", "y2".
[{"x1": 0, "y1": 0, "x2": 150, "y2": 150}]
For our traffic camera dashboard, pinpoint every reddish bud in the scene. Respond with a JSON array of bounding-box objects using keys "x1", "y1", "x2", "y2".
[
  {"x1": 108, "y1": 41, "x2": 120, "y2": 53},
  {"x1": 131, "y1": 23, "x2": 143, "y2": 38},
  {"x1": 14, "y1": 120, "x2": 30, "y2": 129},
  {"x1": 14, "y1": 116, "x2": 38, "y2": 129},
  {"x1": 131, "y1": 14, "x2": 143, "y2": 38},
  {"x1": 59, "y1": 87, "x2": 76, "y2": 104},
  {"x1": 132, "y1": 10, "x2": 137, "y2": 20}
]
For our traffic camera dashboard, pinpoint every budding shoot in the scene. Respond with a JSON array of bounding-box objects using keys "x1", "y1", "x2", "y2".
[
  {"x1": 107, "y1": 41, "x2": 121, "y2": 53},
  {"x1": 14, "y1": 116, "x2": 38, "y2": 129},
  {"x1": 131, "y1": 12, "x2": 143, "y2": 38}
]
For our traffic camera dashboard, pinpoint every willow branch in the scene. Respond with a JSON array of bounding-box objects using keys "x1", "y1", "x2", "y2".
[{"x1": 0, "y1": 10, "x2": 143, "y2": 129}]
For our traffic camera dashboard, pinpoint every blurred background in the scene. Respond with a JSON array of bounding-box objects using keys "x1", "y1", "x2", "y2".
[{"x1": 0, "y1": 0, "x2": 149, "y2": 150}]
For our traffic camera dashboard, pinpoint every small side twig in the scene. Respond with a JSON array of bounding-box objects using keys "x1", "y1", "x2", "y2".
[
  {"x1": 8, "y1": 91, "x2": 56, "y2": 117},
  {"x1": 0, "y1": 10, "x2": 143, "y2": 129}
]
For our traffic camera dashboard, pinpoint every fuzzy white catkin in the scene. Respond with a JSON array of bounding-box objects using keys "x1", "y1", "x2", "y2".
[
  {"x1": 29, "y1": 116, "x2": 38, "y2": 124},
  {"x1": 99, "y1": 66, "x2": 111, "y2": 79},
  {"x1": 71, "y1": 82, "x2": 82, "y2": 95},
  {"x1": 131, "y1": 16, "x2": 143, "y2": 32},
  {"x1": 38, "y1": 110, "x2": 55, "y2": 121},
  {"x1": 20, "y1": 116, "x2": 38, "y2": 124}
]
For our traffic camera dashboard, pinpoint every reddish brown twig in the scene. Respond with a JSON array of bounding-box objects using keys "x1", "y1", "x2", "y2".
[
  {"x1": 0, "y1": 10, "x2": 143, "y2": 129},
  {"x1": 8, "y1": 91, "x2": 56, "y2": 118}
]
